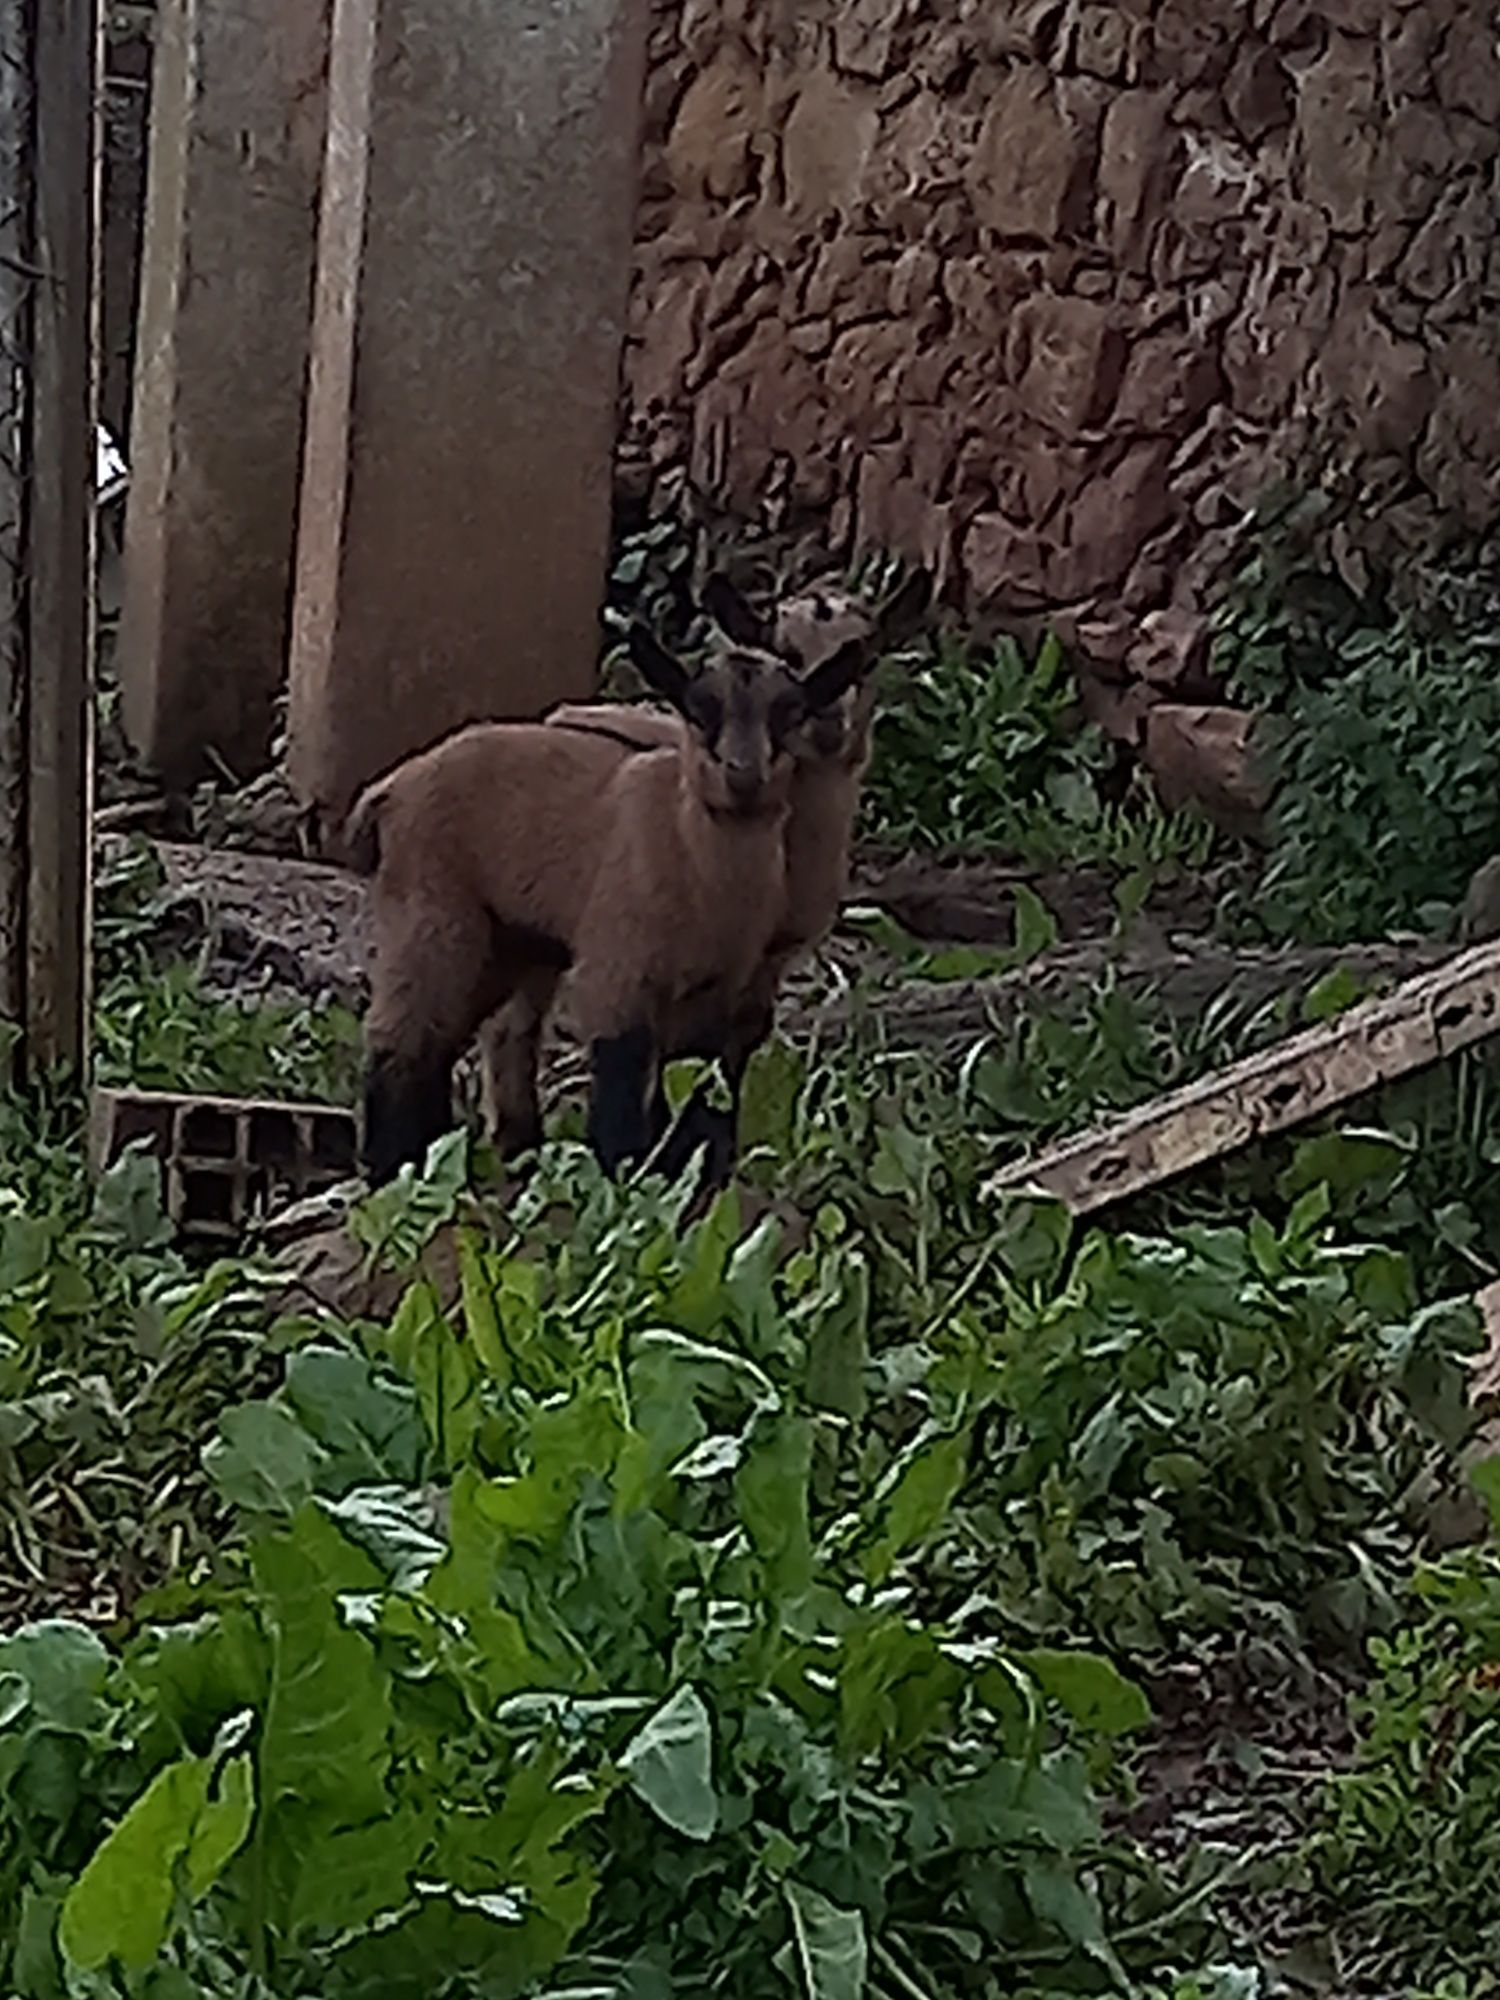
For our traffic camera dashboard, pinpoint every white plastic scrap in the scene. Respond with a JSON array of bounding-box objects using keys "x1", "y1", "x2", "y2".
[{"x1": 95, "y1": 422, "x2": 128, "y2": 506}]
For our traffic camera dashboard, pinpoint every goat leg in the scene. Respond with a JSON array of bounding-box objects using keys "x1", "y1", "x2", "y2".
[
  {"x1": 362, "y1": 1046, "x2": 456, "y2": 1187},
  {"x1": 477, "y1": 981, "x2": 551, "y2": 1156},
  {"x1": 655, "y1": 993, "x2": 776, "y2": 1192},
  {"x1": 587, "y1": 1026, "x2": 658, "y2": 1175}
]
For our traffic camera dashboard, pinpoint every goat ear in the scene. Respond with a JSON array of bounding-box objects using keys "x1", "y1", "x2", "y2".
[
  {"x1": 876, "y1": 568, "x2": 933, "y2": 651},
  {"x1": 627, "y1": 624, "x2": 691, "y2": 710},
  {"x1": 799, "y1": 637, "x2": 869, "y2": 713},
  {"x1": 702, "y1": 573, "x2": 770, "y2": 651}
]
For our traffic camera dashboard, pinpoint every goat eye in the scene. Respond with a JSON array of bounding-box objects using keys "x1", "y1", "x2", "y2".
[
  {"x1": 687, "y1": 689, "x2": 723, "y2": 738},
  {"x1": 769, "y1": 694, "x2": 805, "y2": 742}
]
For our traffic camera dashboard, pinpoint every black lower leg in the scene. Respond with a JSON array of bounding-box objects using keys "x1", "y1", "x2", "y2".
[
  {"x1": 647, "y1": 1071, "x2": 671, "y2": 1150},
  {"x1": 654, "y1": 1081, "x2": 737, "y2": 1189},
  {"x1": 362, "y1": 1048, "x2": 455, "y2": 1187},
  {"x1": 587, "y1": 1027, "x2": 656, "y2": 1176}
]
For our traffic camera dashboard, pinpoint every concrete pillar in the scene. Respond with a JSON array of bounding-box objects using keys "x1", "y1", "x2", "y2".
[
  {"x1": 286, "y1": 0, "x2": 650, "y2": 833},
  {"x1": 119, "y1": 0, "x2": 329, "y2": 786}
]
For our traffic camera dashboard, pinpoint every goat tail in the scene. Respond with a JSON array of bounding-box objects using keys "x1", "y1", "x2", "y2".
[{"x1": 343, "y1": 776, "x2": 390, "y2": 876}]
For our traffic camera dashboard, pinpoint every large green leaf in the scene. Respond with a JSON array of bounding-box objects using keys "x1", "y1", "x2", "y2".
[
  {"x1": 184, "y1": 1751, "x2": 255, "y2": 1897},
  {"x1": 737, "y1": 1413, "x2": 813, "y2": 1600},
  {"x1": 620, "y1": 1684, "x2": 718, "y2": 1841},
  {"x1": 204, "y1": 1402, "x2": 326, "y2": 1517},
  {"x1": 59, "y1": 1748, "x2": 252, "y2": 1970},
  {"x1": 838, "y1": 1616, "x2": 961, "y2": 1762},
  {"x1": 784, "y1": 1881, "x2": 866, "y2": 2000},
  {"x1": 0, "y1": 1621, "x2": 108, "y2": 1732},
  {"x1": 252, "y1": 1511, "x2": 393, "y2": 1822},
  {"x1": 1016, "y1": 1650, "x2": 1151, "y2": 1738},
  {"x1": 386, "y1": 1281, "x2": 482, "y2": 1470},
  {"x1": 866, "y1": 1429, "x2": 969, "y2": 1582},
  {"x1": 282, "y1": 1344, "x2": 425, "y2": 1492}
]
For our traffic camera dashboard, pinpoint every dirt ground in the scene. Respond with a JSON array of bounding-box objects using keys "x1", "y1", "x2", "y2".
[{"x1": 113, "y1": 831, "x2": 1450, "y2": 1065}]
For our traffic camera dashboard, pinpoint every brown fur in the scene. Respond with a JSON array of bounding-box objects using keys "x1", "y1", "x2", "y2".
[
  {"x1": 478, "y1": 571, "x2": 930, "y2": 1162},
  {"x1": 351, "y1": 624, "x2": 869, "y2": 1182}
]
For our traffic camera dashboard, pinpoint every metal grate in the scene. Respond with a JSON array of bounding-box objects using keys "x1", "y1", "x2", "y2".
[{"x1": 89, "y1": 1085, "x2": 359, "y2": 1245}]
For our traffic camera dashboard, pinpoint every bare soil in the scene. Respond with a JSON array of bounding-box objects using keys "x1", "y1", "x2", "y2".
[{"x1": 114, "y1": 835, "x2": 1451, "y2": 1060}]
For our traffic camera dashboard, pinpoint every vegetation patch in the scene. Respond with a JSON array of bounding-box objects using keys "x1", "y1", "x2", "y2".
[
  {"x1": 1215, "y1": 520, "x2": 1500, "y2": 943},
  {"x1": 862, "y1": 631, "x2": 1214, "y2": 874}
]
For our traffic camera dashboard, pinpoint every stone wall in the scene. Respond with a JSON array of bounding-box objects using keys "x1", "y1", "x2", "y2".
[{"x1": 621, "y1": 0, "x2": 1500, "y2": 723}]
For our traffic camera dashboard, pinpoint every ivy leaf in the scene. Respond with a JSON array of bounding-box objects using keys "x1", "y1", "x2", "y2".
[
  {"x1": 783, "y1": 1881, "x2": 866, "y2": 2000},
  {"x1": 620, "y1": 1684, "x2": 718, "y2": 1841}
]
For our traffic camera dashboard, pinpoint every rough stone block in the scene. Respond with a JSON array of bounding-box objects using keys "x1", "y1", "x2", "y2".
[
  {"x1": 287, "y1": 0, "x2": 650, "y2": 832},
  {"x1": 1144, "y1": 704, "x2": 1267, "y2": 837},
  {"x1": 120, "y1": 0, "x2": 330, "y2": 785}
]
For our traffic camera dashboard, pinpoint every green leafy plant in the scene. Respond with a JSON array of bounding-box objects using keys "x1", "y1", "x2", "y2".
[
  {"x1": 1214, "y1": 524, "x2": 1500, "y2": 941},
  {"x1": 1313, "y1": 1462, "x2": 1500, "y2": 1987},
  {"x1": 0, "y1": 1153, "x2": 1201, "y2": 1999},
  {"x1": 1248, "y1": 621, "x2": 1500, "y2": 941},
  {"x1": 862, "y1": 630, "x2": 1214, "y2": 871},
  {"x1": 93, "y1": 961, "x2": 362, "y2": 1104},
  {"x1": 92, "y1": 839, "x2": 361, "y2": 1104},
  {"x1": 0, "y1": 1102, "x2": 289, "y2": 1627}
]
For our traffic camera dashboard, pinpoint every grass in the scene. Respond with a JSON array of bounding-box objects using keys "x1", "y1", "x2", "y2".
[
  {"x1": 3, "y1": 543, "x2": 1498, "y2": 1990},
  {"x1": 93, "y1": 838, "x2": 362, "y2": 1105}
]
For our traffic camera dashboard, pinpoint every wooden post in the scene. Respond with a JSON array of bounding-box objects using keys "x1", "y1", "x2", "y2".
[
  {"x1": 0, "y1": 0, "x2": 30, "y2": 1042},
  {"x1": 0, "y1": 0, "x2": 98, "y2": 1077}
]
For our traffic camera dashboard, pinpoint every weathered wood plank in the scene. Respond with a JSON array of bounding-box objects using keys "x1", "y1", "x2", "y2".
[
  {"x1": 0, "y1": 0, "x2": 32, "y2": 1040},
  {"x1": 986, "y1": 938, "x2": 1500, "y2": 1215},
  {"x1": 24, "y1": 0, "x2": 97, "y2": 1072}
]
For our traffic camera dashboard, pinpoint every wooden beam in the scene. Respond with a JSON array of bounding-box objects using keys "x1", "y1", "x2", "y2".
[
  {"x1": 986, "y1": 938, "x2": 1500, "y2": 1216},
  {"x1": 0, "y1": 0, "x2": 97, "y2": 1074},
  {"x1": 0, "y1": 0, "x2": 31, "y2": 1041},
  {"x1": 26, "y1": 0, "x2": 97, "y2": 1073}
]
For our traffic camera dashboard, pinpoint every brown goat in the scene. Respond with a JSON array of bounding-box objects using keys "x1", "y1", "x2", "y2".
[
  {"x1": 478, "y1": 568, "x2": 931, "y2": 1182},
  {"x1": 347, "y1": 621, "x2": 870, "y2": 1185}
]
